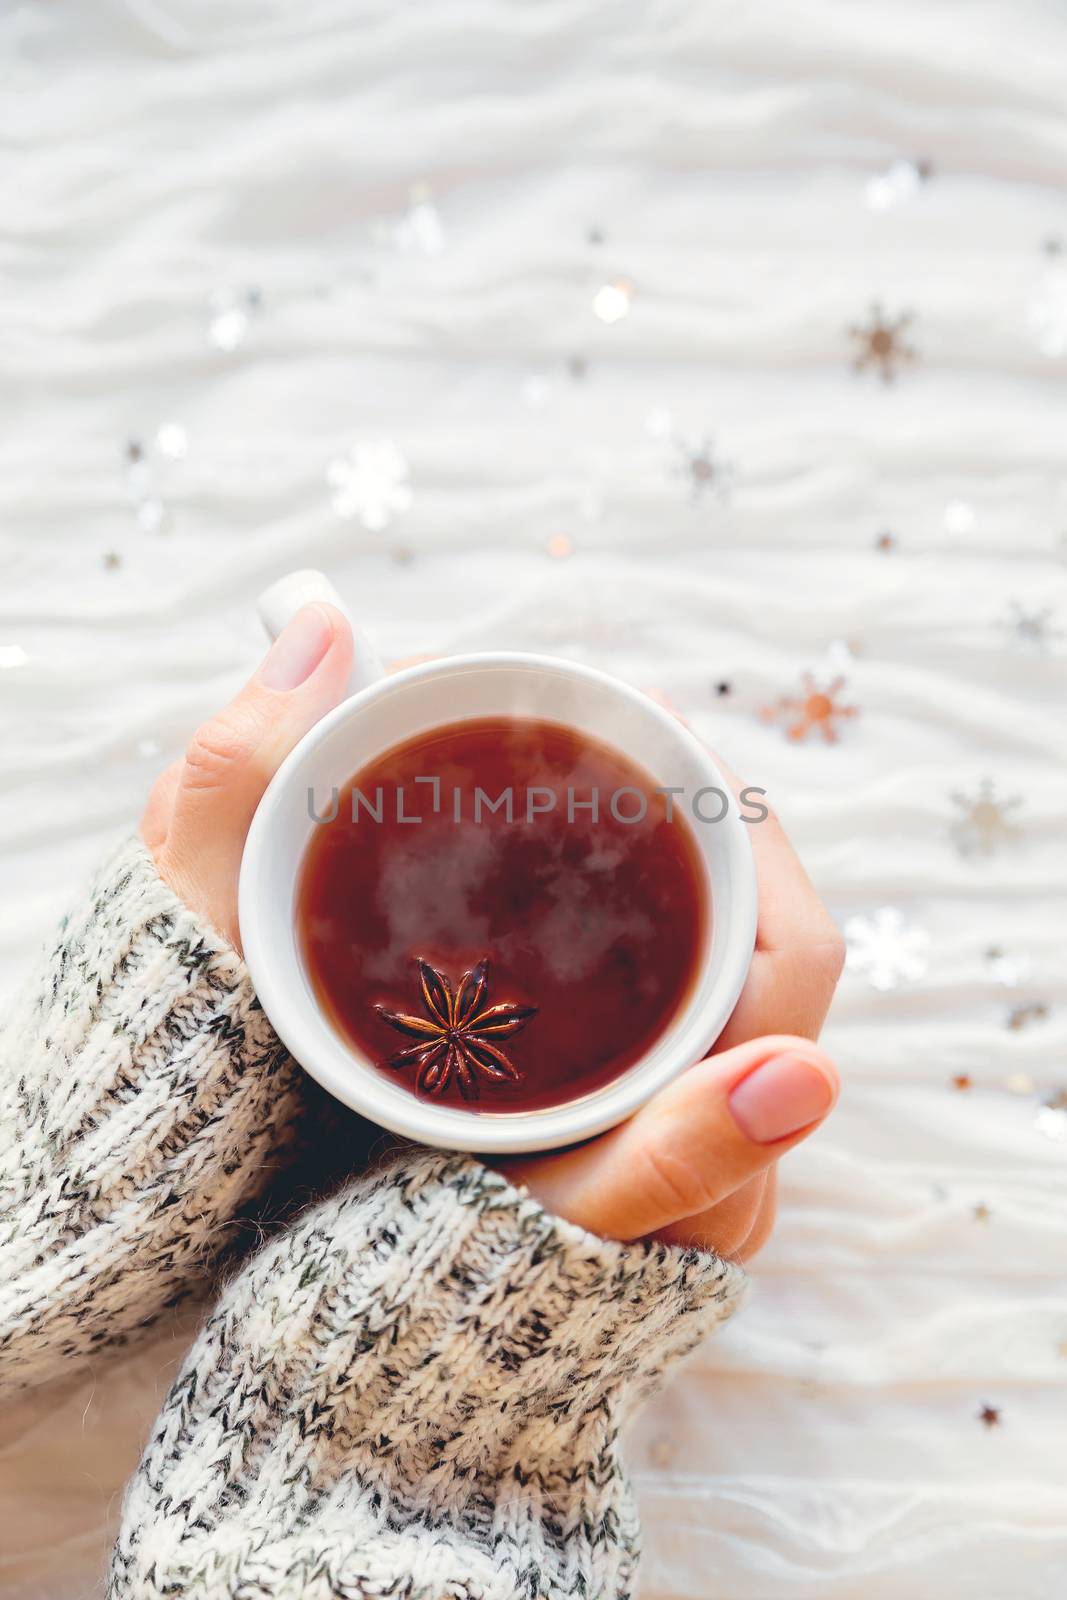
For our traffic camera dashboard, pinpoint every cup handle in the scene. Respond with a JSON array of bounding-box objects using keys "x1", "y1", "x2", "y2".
[{"x1": 256, "y1": 569, "x2": 386, "y2": 699}]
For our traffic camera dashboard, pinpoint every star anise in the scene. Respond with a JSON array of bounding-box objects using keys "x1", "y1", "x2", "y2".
[{"x1": 375, "y1": 958, "x2": 536, "y2": 1100}]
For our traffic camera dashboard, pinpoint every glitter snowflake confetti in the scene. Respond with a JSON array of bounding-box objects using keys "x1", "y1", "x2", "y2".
[
  {"x1": 677, "y1": 436, "x2": 734, "y2": 502},
  {"x1": 327, "y1": 440, "x2": 413, "y2": 530},
  {"x1": 646, "y1": 410, "x2": 734, "y2": 502},
  {"x1": 1005, "y1": 601, "x2": 1060, "y2": 653},
  {"x1": 592, "y1": 279, "x2": 634, "y2": 323},
  {"x1": 761, "y1": 673, "x2": 859, "y2": 743},
  {"x1": 951, "y1": 779, "x2": 1022, "y2": 856},
  {"x1": 844, "y1": 907, "x2": 931, "y2": 991},
  {"x1": 848, "y1": 304, "x2": 918, "y2": 383}
]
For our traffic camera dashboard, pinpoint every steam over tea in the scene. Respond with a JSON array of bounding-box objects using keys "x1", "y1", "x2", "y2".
[{"x1": 297, "y1": 717, "x2": 708, "y2": 1113}]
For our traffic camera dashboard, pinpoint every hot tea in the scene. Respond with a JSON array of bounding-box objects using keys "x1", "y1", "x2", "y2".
[{"x1": 297, "y1": 716, "x2": 707, "y2": 1113}]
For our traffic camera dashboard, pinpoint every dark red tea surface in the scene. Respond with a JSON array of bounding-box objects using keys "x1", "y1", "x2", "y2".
[{"x1": 297, "y1": 717, "x2": 707, "y2": 1113}]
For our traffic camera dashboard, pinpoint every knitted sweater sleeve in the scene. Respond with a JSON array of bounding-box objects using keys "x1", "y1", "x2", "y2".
[
  {"x1": 110, "y1": 1150, "x2": 746, "y2": 1600},
  {"x1": 0, "y1": 838, "x2": 302, "y2": 1391}
]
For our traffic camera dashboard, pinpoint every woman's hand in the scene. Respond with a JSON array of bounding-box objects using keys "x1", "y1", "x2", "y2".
[
  {"x1": 502, "y1": 789, "x2": 844, "y2": 1261},
  {"x1": 140, "y1": 604, "x2": 354, "y2": 951},
  {"x1": 141, "y1": 604, "x2": 842, "y2": 1265}
]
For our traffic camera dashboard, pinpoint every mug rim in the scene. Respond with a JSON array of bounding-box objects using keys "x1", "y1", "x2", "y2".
[{"x1": 239, "y1": 651, "x2": 757, "y2": 1153}]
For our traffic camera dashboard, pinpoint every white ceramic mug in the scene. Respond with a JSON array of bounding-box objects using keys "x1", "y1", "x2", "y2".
[{"x1": 239, "y1": 569, "x2": 758, "y2": 1154}]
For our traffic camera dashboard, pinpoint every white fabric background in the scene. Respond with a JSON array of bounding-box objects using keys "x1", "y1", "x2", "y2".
[{"x1": 1, "y1": 1, "x2": 1066, "y2": 1595}]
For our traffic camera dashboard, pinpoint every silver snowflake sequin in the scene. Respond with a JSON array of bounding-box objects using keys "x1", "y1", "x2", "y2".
[
  {"x1": 327, "y1": 440, "x2": 413, "y2": 530},
  {"x1": 646, "y1": 410, "x2": 734, "y2": 502},
  {"x1": 209, "y1": 287, "x2": 261, "y2": 352},
  {"x1": 1006, "y1": 601, "x2": 1060, "y2": 653},
  {"x1": 678, "y1": 436, "x2": 734, "y2": 502},
  {"x1": 845, "y1": 907, "x2": 931, "y2": 991},
  {"x1": 951, "y1": 779, "x2": 1022, "y2": 856}
]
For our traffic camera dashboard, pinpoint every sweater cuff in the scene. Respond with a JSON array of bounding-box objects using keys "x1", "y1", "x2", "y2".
[
  {"x1": 0, "y1": 838, "x2": 302, "y2": 1390},
  {"x1": 230, "y1": 1147, "x2": 747, "y2": 1450}
]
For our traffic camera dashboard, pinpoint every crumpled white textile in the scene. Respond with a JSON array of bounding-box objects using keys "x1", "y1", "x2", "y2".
[{"x1": 1, "y1": 1, "x2": 1065, "y2": 1596}]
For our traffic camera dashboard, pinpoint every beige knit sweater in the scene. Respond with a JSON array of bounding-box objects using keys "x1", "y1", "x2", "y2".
[{"x1": 0, "y1": 839, "x2": 746, "y2": 1599}]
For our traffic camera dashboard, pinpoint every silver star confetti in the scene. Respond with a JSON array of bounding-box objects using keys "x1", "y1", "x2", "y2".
[
  {"x1": 327, "y1": 440, "x2": 413, "y2": 530},
  {"x1": 844, "y1": 907, "x2": 931, "y2": 991},
  {"x1": 951, "y1": 779, "x2": 1022, "y2": 856}
]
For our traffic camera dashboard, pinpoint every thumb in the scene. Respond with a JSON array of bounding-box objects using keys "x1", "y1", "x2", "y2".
[
  {"x1": 502, "y1": 1035, "x2": 838, "y2": 1242},
  {"x1": 158, "y1": 604, "x2": 353, "y2": 948}
]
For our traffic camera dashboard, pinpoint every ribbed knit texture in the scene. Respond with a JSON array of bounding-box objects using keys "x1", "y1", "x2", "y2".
[
  {"x1": 0, "y1": 840, "x2": 746, "y2": 1598},
  {"x1": 111, "y1": 1151, "x2": 744, "y2": 1599},
  {"x1": 0, "y1": 837, "x2": 302, "y2": 1389}
]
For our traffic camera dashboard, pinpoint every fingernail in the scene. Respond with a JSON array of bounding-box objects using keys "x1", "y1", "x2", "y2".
[
  {"x1": 259, "y1": 605, "x2": 334, "y2": 690},
  {"x1": 728, "y1": 1052, "x2": 836, "y2": 1144}
]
